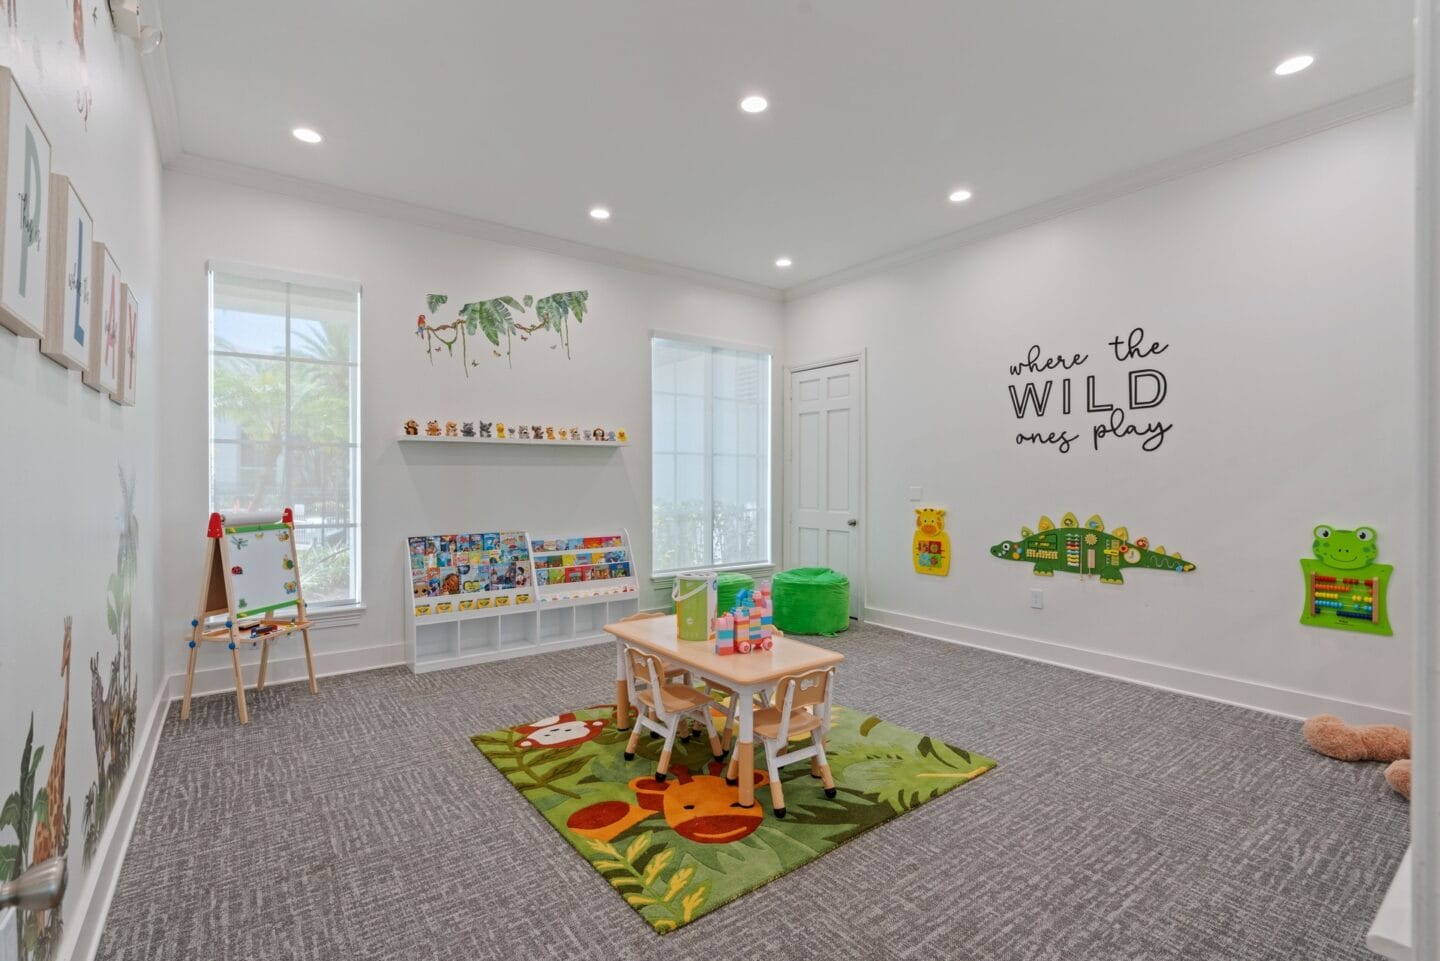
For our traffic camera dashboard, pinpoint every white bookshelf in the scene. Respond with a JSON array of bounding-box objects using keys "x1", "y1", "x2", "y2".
[{"x1": 405, "y1": 528, "x2": 639, "y2": 674}]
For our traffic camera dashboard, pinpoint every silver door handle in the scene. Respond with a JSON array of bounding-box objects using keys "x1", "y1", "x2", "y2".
[{"x1": 847, "y1": 519, "x2": 857, "y2": 527}]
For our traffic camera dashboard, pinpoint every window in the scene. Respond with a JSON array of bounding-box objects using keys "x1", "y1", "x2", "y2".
[
  {"x1": 208, "y1": 266, "x2": 362, "y2": 608},
  {"x1": 651, "y1": 336, "x2": 771, "y2": 575}
]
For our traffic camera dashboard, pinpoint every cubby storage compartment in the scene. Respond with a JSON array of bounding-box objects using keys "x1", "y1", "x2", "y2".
[
  {"x1": 606, "y1": 598, "x2": 639, "y2": 622},
  {"x1": 459, "y1": 616, "x2": 499, "y2": 653},
  {"x1": 539, "y1": 606, "x2": 575, "y2": 642},
  {"x1": 415, "y1": 621, "x2": 459, "y2": 661},
  {"x1": 500, "y1": 610, "x2": 539, "y2": 649},
  {"x1": 574, "y1": 602, "x2": 608, "y2": 636}
]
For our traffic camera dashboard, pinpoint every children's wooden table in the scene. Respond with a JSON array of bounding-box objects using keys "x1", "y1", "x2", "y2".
[{"x1": 603, "y1": 614, "x2": 844, "y2": 809}]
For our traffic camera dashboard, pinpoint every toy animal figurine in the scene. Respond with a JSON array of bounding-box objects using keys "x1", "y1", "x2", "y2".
[
  {"x1": 617, "y1": 429, "x2": 628, "y2": 442},
  {"x1": 426, "y1": 420, "x2": 442, "y2": 436},
  {"x1": 569, "y1": 426, "x2": 581, "y2": 440},
  {"x1": 403, "y1": 419, "x2": 419, "y2": 436},
  {"x1": 444, "y1": 420, "x2": 459, "y2": 437},
  {"x1": 592, "y1": 427, "x2": 606, "y2": 441},
  {"x1": 495, "y1": 422, "x2": 506, "y2": 438},
  {"x1": 460, "y1": 421, "x2": 476, "y2": 437},
  {"x1": 518, "y1": 425, "x2": 532, "y2": 439},
  {"x1": 558, "y1": 428, "x2": 569, "y2": 440},
  {"x1": 477, "y1": 420, "x2": 494, "y2": 438},
  {"x1": 546, "y1": 427, "x2": 556, "y2": 440},
  {"x1": 532, "y1": 425, "x2": 544, "y2": 439},
  {"x1": 606, "y1": 430, "x2": 617, "y2": 441}
]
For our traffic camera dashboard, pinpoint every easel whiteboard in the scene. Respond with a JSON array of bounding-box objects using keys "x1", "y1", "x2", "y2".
[
  {"x1": 221, "y1": 519, "x2": 301, "y2": 617},
  {"x1": 187, "y1": 508, "x2": 315, "y2": 725}
]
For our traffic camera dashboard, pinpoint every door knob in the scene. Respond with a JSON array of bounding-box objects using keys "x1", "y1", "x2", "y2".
[{"x1": 847, "y1": 519, "x2": 857, "y2": 527}]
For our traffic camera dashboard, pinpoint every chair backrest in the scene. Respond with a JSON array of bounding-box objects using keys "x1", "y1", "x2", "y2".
[
  {"x1": 623, "y1": 645, "x2": 670, "y2": 719},
  {"x1": 773, "y1": 668, "x2": 834, "y2": 743},
  {"x1": 619, "y1": 611, "x2": 664, "y2": 623},
  {"x1": 776, "y1": 668, "x2": 832, "y2": 710}
]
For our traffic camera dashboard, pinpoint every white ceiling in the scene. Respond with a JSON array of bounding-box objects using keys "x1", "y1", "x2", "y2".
[{"x1": 155, "y1": 1, "x2": 1414, "y2": 292}]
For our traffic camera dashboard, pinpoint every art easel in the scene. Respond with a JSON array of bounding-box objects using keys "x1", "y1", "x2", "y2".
[{"x1": 183, "y1": 509, "x2": 317, "y2": 724}]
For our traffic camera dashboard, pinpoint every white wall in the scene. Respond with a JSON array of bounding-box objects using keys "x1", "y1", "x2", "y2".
[
  {"x1": 0, "y1": 8, "x2": 164, "y2": 961},
  {"x1": 784, "y1": 106, "x2": 1415, "y2": 724},
  {"x1": 159, "y1": 170, "x2": 785, "y2": 687}
]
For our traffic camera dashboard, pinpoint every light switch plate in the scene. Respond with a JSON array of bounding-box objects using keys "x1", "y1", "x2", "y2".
[
  {"x1": 0, "y1": 907, "x2": 18, "y2": 961},
  {"x1": 907, "y1": 486, "x2": 923, "y2": 501},
  {"x1": 1030, "y1": 589, "x2": 1044, "y2": 610}
]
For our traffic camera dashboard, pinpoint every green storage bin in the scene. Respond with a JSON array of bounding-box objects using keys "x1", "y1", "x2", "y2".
[
  {"x1": 772, "y1": 567, "x2": 850, "y2": 636},
  {"x1": 716, "y1": 572, "x2": 756, "y2": 615}
]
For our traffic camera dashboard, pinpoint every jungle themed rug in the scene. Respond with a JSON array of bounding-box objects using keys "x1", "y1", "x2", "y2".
[{"x1": 470, "y1": 704, "x2": 997, "y2": 933}]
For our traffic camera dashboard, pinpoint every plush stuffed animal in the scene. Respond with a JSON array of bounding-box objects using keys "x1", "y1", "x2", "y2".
[{"x1": 1303, "y1": 714, "x2": 1411, "y2": 799}]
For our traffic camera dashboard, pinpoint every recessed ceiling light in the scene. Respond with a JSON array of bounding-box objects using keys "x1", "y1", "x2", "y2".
[
  {"x1": 948, "y1": 189, "x2": 973, "y2": 203},
  {"x1": 1274, "y1": 54, "x2": 1314, "y2": 76},
  {"x1": 775, "y1": 257, "x2": 792, "y2": 268},
  {"x1": 292, "y1": 127, "x2": 323, "y2": 144},
  {"x1": 739, "y1": 95, "x2": 769, "y2": 114},
  {"x1": 589, "y1": 206, "x2": 611, "y2": 220}
]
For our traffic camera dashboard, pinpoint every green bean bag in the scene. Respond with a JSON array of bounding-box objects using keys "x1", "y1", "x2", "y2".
[
  {"x1": 716, "y1": 571, "x2": 756, "y2": 616},
  {"x1": 772, "y1": 567, "x2": 850, "y2": 636}
]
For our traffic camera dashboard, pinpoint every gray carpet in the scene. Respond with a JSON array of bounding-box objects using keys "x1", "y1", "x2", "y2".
[{"x1": 95, "y1": 623, "x2": 1409, "y2": 961}]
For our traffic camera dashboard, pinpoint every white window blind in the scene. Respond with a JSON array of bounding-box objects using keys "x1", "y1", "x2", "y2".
[
  {"x1": 208, "y1": 268, "x2": 362, "y2": 608},
  {"x1": 651, "y1": 336, "x2": 771, "y2": 575}
]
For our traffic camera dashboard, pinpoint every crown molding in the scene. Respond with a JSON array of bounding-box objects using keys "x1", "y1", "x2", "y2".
[
  {"x1": 153, "y1": 65, "x2": 1409, "y2": 307},
  {"x1": 138, "y1": 0, "x2": 182, "y2": 163},
  {"x1": 783, "y1": 78, "x2": 1415, "y2": 302},
  {"x1": 164, "y1": 153, "x2": 786, "y2": 303}
]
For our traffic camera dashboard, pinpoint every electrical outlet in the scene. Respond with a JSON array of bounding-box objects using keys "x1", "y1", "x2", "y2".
[
  {"x1": 908, "y1": 486, "x2": 923, "y2": 501},
  {"x1": 1030, "y1": 588, "x2": 1044, "y2": 610},
  {"x1": 0, "y1": 907, "x2": 18, "y2": 961}
]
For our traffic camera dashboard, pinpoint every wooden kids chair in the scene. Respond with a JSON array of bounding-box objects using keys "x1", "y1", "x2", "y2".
[
  {"x1": 749, "y1": 667, "x2": 837, "y2": 818},
  {"x1": 618, "y1": 611, "x2": 697, "y2": 737},
  {"x1": 623, "y1": 645, "x2": 725, "y2": 781}
]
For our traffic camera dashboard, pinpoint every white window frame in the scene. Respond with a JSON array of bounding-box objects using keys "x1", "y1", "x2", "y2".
[
  {"x1": 650, "y1": 331, "x2": 773, "y2": 578},
  {"x1": 206, "y1": 261, "x2": 364, "y2": 612}
]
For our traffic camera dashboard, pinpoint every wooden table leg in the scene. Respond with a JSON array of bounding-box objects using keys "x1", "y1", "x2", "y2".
[
  {"x1": 614, "y1": 641, "x2": 632, "y2": 731},
  {"x1": 737, "y1": 689, "x2": 756, "y2": 807}
]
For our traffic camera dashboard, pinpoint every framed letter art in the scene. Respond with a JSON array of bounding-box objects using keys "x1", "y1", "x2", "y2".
[
  {"x1": 116, "y1": 282, "x2": 137, "y2": 405},
  {"x1": 42, "y1": 173, "x2": 93, "y2": 372},
  {"x1": 0, "y1": 67, "x2": 51, "y2": 339},
  {"x1": 83, "y1": 241, "x2": 120, "y2": 395}
]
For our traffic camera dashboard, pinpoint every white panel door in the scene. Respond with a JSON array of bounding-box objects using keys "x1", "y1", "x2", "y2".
[{"x1": 787, "y1": 360, "x2": 862, "y2": 617}]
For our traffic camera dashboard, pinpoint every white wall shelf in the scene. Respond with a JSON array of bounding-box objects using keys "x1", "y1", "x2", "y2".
[{"x1": 398, "y1": 433, "x2": 628, "y2": 447}]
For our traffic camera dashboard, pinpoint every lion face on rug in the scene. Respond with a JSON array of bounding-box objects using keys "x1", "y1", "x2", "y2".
[
  {"x1": 567, "y1": 763, "x2": 770, "y2": 844},
  {"x1": 514, "y1": 713, "x2": 609, "y2": 750}
]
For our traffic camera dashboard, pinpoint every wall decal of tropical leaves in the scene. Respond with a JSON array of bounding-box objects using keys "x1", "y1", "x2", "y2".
[{"x1": 415, "y1": 290, "x2": 590, "y2": 373}]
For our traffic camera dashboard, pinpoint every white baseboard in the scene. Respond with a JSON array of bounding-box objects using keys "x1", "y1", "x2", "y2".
[
  {"x1": 59, "y1": 678, "x2": 169, "y2": 961},
  {"x1": 167, "y1": 641, "x2": 404, "y2": 701},
  {"x1": 864, "y1": 606, "x2": 1411, "y2": 727}
]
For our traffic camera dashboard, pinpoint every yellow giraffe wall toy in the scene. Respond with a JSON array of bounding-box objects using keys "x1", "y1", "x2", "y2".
[{"x1": 913, "y1": 507, "x2": 951, "y2": 576}]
